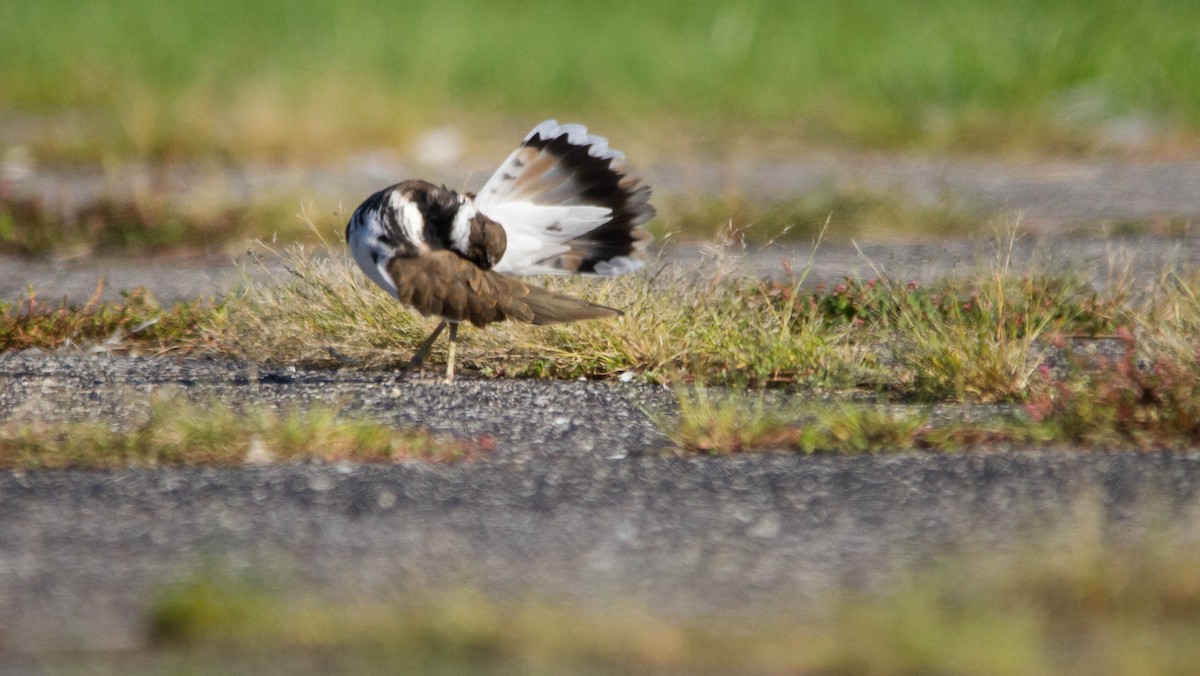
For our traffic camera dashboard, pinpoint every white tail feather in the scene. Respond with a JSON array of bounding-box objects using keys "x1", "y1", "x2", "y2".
[
  {"x1": 488, "y1": 202, "x2": 611, "y2": 274},
  {"x1": 475, "y1": 120, "x2": 652, "y2": 276}
]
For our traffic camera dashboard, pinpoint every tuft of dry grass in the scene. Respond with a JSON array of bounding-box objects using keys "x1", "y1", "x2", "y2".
[
  {"x1": 1143, "y1": 267, "x2": 1200, "y2": 365},
  {"x1": 0, "y1": 281, "x2": 226, "y2": 354},
  {"x1": 669, "y1": 317, "x2": 1200, "y2": 451},
  {"x1": 0, "y1": 396, "x2": 479, "y2": 469},
  {"x1": 668, "y1": 389, "x2": 944, "y2": 455},
  {"x1": 872, "y1": 227, "x2": 1103, "y2": 402},
  {"x1": 10, "y1": 214, "x2": 1200, "y2": 419},
  {"x1": 1026, "y1": 328, "x2": 1200, "y2": 449},
  {"x1": 669, "y1": 387, "x2": 803, "y2": 454},
  {"x1": 224, "y1": 217, "x2": 1178, "y2": 407},
  {"x1": 817, "y1": 403, "x2": 933, "y2": 453},
  {"x1": 229, "y1": 221, "x2": 863, "y2": 387}
]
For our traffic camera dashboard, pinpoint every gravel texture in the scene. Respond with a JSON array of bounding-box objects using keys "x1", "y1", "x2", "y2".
[
  {"x1": 3, "y1": 352, "x2": 1200, "y2": 654},
  {"x1": 5, "y1": 154, "x2": 1200, "y2": 656}
]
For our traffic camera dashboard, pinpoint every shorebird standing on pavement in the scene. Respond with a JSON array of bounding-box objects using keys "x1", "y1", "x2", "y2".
[{"x1": 346, "y1": 121, "x2": 655, "y2": 383}]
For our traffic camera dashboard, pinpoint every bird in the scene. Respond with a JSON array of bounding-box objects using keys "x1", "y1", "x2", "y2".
[{"x1": 345, "y1": 120, "x2": 655, "y2": 383}]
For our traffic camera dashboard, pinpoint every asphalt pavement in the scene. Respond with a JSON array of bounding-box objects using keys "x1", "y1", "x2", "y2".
[
  {"x1": 2, "y1": 352, "x2": 1200, "y2": 653},
  {"x1": 5, "y1": 152, "x2": 1200, "y2": 656}
]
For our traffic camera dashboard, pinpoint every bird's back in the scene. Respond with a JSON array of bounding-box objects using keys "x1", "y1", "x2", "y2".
[{"x1": 346, "y1": 121, "x2": 653, "y2": 326}]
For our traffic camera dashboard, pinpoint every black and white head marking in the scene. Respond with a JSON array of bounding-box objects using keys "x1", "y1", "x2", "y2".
[{"x1": 347, "y1": 180, "x2": 503, "y2": 298}]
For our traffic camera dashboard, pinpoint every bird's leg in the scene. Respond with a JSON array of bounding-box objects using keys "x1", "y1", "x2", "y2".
[
  {"x1": 403, "y1": 320, "x2": 447, "y2": 378},
  {"x1": 443, "y1": 322, "x2": 459, "y2": 384}
]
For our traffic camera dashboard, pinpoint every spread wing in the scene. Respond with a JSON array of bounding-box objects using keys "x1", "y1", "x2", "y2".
[{"x1": 386, "y1": 250, "x2": 621, "y2": 328}]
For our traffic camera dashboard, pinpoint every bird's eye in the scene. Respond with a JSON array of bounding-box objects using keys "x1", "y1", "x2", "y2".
[{"x1": 378, "y1": 234, "x2": 395, "y2": 246}]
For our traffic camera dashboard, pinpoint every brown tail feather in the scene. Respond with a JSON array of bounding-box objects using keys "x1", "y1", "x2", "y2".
[
  {"x1": 388, "y1": 249, "x2": 620, "y2": 328},
  {"x1": 500, "y1": 277, "x2": 621, "y2": 325}
]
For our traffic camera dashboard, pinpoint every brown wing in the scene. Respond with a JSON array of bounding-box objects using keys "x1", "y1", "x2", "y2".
[{"x1": 386, "y1": 250, "x2": 621, "y2": 328}]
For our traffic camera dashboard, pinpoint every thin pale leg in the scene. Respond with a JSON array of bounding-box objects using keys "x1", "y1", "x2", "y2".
[
  {"x1": 403, "y1": 320, "x2": 447, "y2": 377},
  {"x1": 443, "y1": 322, "x2": 459, "y2": 384}
]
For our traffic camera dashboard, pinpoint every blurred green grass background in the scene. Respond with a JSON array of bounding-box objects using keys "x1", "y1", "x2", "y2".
[{"x1": 3, "y1": 0, "x2": 1199, "y2": 162}]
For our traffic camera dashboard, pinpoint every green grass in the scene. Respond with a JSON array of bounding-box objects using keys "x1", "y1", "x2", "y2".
[
  {"x1": 127, "y1": 535, "x2": 1200, "y2": 675},
  {"x1": 204, "y1": 222, "x2": 1156, "y2": 400},
  {"x1": 668, "y1": 386, "x2": 807, "y2": 454},
  {"x1": 669, "y1": 310, "x2": 1200, "y2": 454},
  {"x1": 2, "y1": 0, "x2": 1200, "y2": 161},
  {"x1": 668, "y1": 389, "x2": 1035, "y2": 455},
  {"x1": 1025, "y1": 329, "x2": 1200, "y2": 449},
  {"x1": 661, "y1": 188, "x2": 982, "y2": 243},
  {"x1": 228, "y1": 227, "x2": 860, "y2": 386},
  {"x1": 666, "y1": 384, "x2": 966, "y2": 456},
  {"x1": 0, "y1": 396, "x2": 479, "y2": 469},
  {"x1": 0, "y1": 186, "x2": 985, "y2": 257},
  {"x1": 3, "y1": 220, "x2": 1185, "y2": 388},
  {"x1": 875, "y1": 232, "x2": 1123, "y2": 402},
  {"x1": 0, "y1": 283, "x2": 225, "y2": 353},
  {"x1": 10, "y1": 220, "x2": 1200, "y2": 453},
  {"x1": 0, "y1": 169, "x2": 987, "y2": 255},
  {"x1": 0, "y1": 190, "x2": 309, "y2": 256}
]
